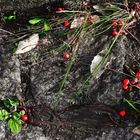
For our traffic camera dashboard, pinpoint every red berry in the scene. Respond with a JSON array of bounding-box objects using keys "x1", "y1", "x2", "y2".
[
  {"x1": 132, "y1": 78, "x2": 138, "y2": 84},
  {"x1": 21, "y1": 115, "x2": 28, "y2": 121},
  {"x1": 64, "y1": 21, "x2": 70, "y2": 27},
  {"x1": 119, "y1": 110, "x2": 126, "y2": 117},
  {"x1": 112, "y1": 21, "x2": 118, "y2": 27},
  {"x1": 112, "y1": 30, "x2": 118, "y2": 36},
  {"x1": 123, "y1": 84, "x2": 128, "y2": 90},
  {"x1": 123, "y1": 79, "x2": 130, "y2": 85},
  {"x1": 57, "y1": 8, "x2": 63, "y2": 12},
  {"x1": 136, "y1": 83, "x2": 140, "y2": 89},
  {"x1": 119, "y1": 20, "x2": 124, "y2": 25},
  {"x1": 63, "y1": 53, "x2": 70, "y2": 59},
  {"x1": 136, "y1": 72, "x2": 140, "y2": 78}
]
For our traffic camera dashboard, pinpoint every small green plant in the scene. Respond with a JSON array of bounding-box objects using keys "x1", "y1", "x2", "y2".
[
  {"x1": 28, "y1": 18, "x2": 51, "y2": 31},
  {"x1": 4, "y1": 11, "x2": 16, "y2": 21},
  {"x1": 0, "y1": 99, "x2": 27, "y2": 134}
]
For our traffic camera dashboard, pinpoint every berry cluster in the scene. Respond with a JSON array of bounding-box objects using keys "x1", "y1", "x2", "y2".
[
  {"x1": 20, "y1": 110, "x2": 28, "y2": 122},
  {"x1": 122, "y1": 69, "x2": 140, "y2": 91},
  {"x1": 112, "y1": 20, "x2": 124, "y2": 37}
]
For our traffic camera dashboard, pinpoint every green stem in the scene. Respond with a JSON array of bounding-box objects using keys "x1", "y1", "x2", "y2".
[
  {"x1": 54, "y1": 14, "x2": 90, "y2": 105},
  {"x1": 73, "y1": 23, "x2": 126, "y2": 99},
  {"x1": 124, "y1": 98, "x2": 140, "y2": 113},
  {"x1": 95, "y1": 24, "x2": 112, "y2": 36}
]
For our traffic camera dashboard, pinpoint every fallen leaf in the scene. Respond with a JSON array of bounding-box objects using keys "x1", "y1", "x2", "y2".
[
  {"x1": 132, "y1": 125, "x2": 140, "y2": 136},
  {"x1": 15, "y1": 34, "x2": 39, "y2": 54},
  {"x1": 90, "y1": 49, "x2": 108, "y2": 79},
  {"x1": 70, "y1": 17, "x2": 84, "y2": 29}
]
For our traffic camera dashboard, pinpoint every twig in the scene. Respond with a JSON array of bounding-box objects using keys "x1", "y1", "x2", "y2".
[
  {"x1": 56, "y1": 10, "x2": 88, "y2": 14},
  {"x1": 0, "y1": 28, "x2": 19, "y2": 37}
]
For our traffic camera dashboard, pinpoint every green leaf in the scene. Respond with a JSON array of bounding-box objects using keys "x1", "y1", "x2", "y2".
[
  {"x1": 13, "y1": 112, "x2": 20, "y2": 120},
  {"x1": 4, "y1": 99, "x2": 19, "y2": 108},
  {"x1": 9, "y1": 99, "x2": 19, "y2": 107},
  {"x1": 4, "y1": 99, "x2": 11, "y2": 108},
  {"x1": 44, "y1": 22, "x2": 51, "y2": 31},
  {"x1": 8, "y1": 16, "x2": 14, "y2": 20},
  {"x1": 29, "y1": 18, "x2": 43, "y2": 25},
  {"x1": 8, "y1": 118, "x2": 21, "y2": 134},
  {"x1": 0, "y1": 109, "x2": 9, "y2": 121}
]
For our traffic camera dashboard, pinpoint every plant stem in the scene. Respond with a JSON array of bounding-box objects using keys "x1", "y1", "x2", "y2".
[
  {"x1": 73, "y1": 23, "x2": 126, "y2": 99},
  {"x1": 124, "y1": 98, "x2": 140, "y2": 113}
]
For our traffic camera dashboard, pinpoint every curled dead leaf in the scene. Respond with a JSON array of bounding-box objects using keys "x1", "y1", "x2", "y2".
[
  {"x1": 15, "y1": 34, "x2": 39, "y2": 54},
  {"x1": 132, "y1": 125, "x2": 140, "y2": 136}
]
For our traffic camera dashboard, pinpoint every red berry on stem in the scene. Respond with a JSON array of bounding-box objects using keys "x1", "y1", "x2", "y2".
[
  {"x1": 112, "y1": 21, "x2": 118, "y2": 27},
  {"x1": 132, "y1": 78, "x2": 138, "y2": 84},
  {"x1": 112, "y1": 30, "x2": 118, "y2": 36},
  {"x1": 64, "y1": 21, "x2": 70, "y2": 27},
  {"x1": 119, "y1": 110, "x2": 126, "y2": 117},
  {"x1": 136, "y1": 83, "x2": 140, "y2": 89},
  {"x1": 22, "y1": 115, "x2": 28, "y2": 121},
  {"x1": 123, "y1": 79, "x2": 130, "y2": 85},
  {"x1": 119, "y1": 20, "x2": 124, "y2": 25},
  {"x1": 57, "y1": 7, "x2": 63, "y2": 12},
  {"x1": 123, "y1": 84, "x2": 128, "y2": 90},
  {"x1": 136, "y1": 72, "x2": 140, "y2": 78},
  {"x1": 63, "y1": 53, "x2": 70, "y2": 59}
]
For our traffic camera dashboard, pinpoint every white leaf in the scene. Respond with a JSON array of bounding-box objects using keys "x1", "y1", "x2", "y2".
[
  {"x1": 15, "y1": 34, "x2": 39, "y2": 54},
  {"x1": 70, "y1": 17, "x2": 84, "y2": 29},
  {"x1": 90, "y1": 49, "x2": 107, "y2": 79}
]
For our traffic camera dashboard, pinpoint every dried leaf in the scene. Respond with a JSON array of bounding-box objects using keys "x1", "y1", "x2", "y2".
[
  {"x1": 90, "y1": 49, "x2": 108, "y2": 79},
  {"x1": 132, "y1": 125, "x2": 140, "y2": 136},
  {"x1": 70, "y1": 17, "x2": 84, "y2": 29},
  {"x1": 87, "y1": 15, "x2": 100, "y2": 24},
  {"x1": 15, "y1": 34, "x2": 39, "y2": 54}
]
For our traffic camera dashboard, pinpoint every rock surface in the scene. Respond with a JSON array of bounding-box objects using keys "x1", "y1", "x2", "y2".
[
  {"x1": 0, "y1": 0, "x2": 140, "y2": 139},
  {"x1": 0, "y1": 0, "x2": 48, "y2": 12}
]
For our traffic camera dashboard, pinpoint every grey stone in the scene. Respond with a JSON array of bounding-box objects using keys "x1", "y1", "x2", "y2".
[
  {"x1": 0, "y1": 0, "x2": 48, "y2": 12},
  {"x1": 0, "y1": 0, "x2": 140, "y2": 139}
]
